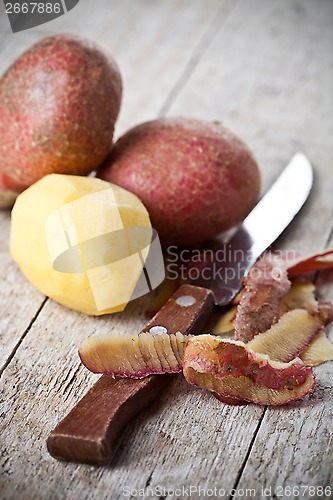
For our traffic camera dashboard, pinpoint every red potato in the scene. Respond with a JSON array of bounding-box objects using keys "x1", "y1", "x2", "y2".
[
  {"x1": 0, "y1": 34, "x2": 122, "y2": 207},
  {"x1": 97, "y1": 117, "x2": 260, "y2": 247}
]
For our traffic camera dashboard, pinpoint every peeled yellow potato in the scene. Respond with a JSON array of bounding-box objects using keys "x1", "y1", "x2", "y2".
[{"x1": 10, "y1": 174, "x2": 156, "y2": 315}]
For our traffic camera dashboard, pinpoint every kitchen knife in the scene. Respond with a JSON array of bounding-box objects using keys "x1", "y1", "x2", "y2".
[
  {"x1": 47, "y1": 152, "x2": 313, "y2": 464},
  {"x1": 183, "y1": 152, "x2": 313, "y2": 305}
]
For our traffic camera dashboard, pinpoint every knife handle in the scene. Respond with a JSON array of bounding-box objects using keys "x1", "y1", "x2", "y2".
[{"x1": 47, "y1": 284, "x2": 214, "y2": 464}]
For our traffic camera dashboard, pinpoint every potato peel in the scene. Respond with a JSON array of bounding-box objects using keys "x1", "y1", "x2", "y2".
[
  {"x1": 247, "y1": 309, "x2": 325, "y2": 362},
  {"x1": 211, "y1": 251, "x2": 333, "y2": 406},
  {"x1": 183, "y1": 335, "x2": 315, "y2": 405},
  {"x1": 79, "y1": 331, "x2": 186, "y2": 378},
  {"x1": 184, "y1": 369, "x2": 315, "y2": 406},
  {"x1": 287, "y1": 248, "x2": 333, "y2": 278},
  {"x1": 300, "y1": 330, "x2": 333, "y2": 367},
  {"x1": 184, "y1": 335, "x2": 310, "y2": 389},
  {"x1": 279, "y1": 280, "x2": 318, "y2": 316},
  {"x1": 318, "y1": 302, "x2": 333, "y2": 325},
  {"x1": 234, "y1": 253, "x2": 291, "y2": 342},
  {"x1": 78, "y1": 248, "x2": 333, "y2": 407}
]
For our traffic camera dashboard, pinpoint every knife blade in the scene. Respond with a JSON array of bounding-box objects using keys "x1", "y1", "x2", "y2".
[
  {"x1": 47, "y1": 153, "x2": 313, "y2": 464},
  {"x1": 184, "y1": 152, "x2": 313, "y2": 305},
  {"x1": 244, "y1": 152, "x2": 313, "y2": 258}
]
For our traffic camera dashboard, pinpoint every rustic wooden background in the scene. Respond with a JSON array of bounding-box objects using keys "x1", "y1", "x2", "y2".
[{"x1": 1, "y1": 0, "x2": 333, "y2": 498}]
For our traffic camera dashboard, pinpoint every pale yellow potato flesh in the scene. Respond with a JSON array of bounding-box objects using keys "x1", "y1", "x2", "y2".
[{"x1": 10, "y1": 174, "x2": 152, "y2": 315}]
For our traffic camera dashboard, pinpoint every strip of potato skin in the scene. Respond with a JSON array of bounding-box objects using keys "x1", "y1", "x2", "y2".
[
  {"x1": 192, "y1": 298, "x2": 320, "y2": 406},
  {"x1": 210, "y1": 284, "x2": 327, "y2": 404},
  {"x1": 205, "y1": 281, "x2": 319, "y2": 406},
  {"x1": 318, "y1": 302, "x2": 333, "y2": 325},
  {"x1": 279, "y1": 280, "x2": 318, "y2": 316},
  {"x1": 247, "y1": 309, "x2": 325, "y2": 363},
  {"x1": 287, "y1": 248, "x2": 333, "y2": 278},
  {"x1": 234, "y1": 253, "x2": 291, "y2": 343},
  {"x1": 184, "y1": 335, "x2": 311, "y2": 390},
  {"x1": 300, "y1": 330, "x2": 333, "y2": 367},
  {"x1": 213, "y1": 280, "x2": 320, "y2": 339},
  {"x1": 184, "y1": 368, "x2": 315, "y2": 406},
  {"x1": 279, "y1": 280, "x2": 333, "y2": 325},
  {"x1": 183, "y1": 340, "x2": 315, "y2": 406},
  {"x1": 79, "y1": 331, "x2": 186, "y2": 378}
]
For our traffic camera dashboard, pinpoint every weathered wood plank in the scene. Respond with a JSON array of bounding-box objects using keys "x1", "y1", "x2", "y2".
[
  {"x1": 0, "y1": 1, "x2": 260, "y2": 499},
  {"x1": 0, "y1": 0, "x2": 223, "y2": 368},
  {"x1": 234, "y1": 269, "x2": 333, "y2": 498},
  {"x1": 0, "y1": 298, "x2": 264, "y2": 498},
  {"x1": 168, "y1": 0, "x2": 333, "y2": 244},
  {"x1": 1, "y1": 0, "x2": 333, "y2": 498},
  {"x1": 0, "y1": 211, "x2": 46, "y2": 372}
]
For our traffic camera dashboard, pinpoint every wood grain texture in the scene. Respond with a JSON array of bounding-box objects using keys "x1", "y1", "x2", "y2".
[
  {"x1": 168, "y1": 0, "x2": 333, "y2": 253},
  {"x1": 234, "y1": 282, "x2": 333, "y2": 497},
  {"x1": 0, "y1": 0, "x2": 333, "y2": 498},
  {"x1": 0, "y1": 297, "x2": 264, "y2": 498},
  {"x1": 0, "y1": 0, "x2": 223, "y2": 380},
  {"x1": 0, "y1": 211, "x2": 46, "y2": 372},
  {"x1": 0, "y1": 0, "x2": 224, "y2": 135}
]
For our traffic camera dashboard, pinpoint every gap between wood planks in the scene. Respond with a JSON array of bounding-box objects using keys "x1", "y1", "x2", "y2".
[
  {"x1": 0, "y1": 0, "x2": 238, "y2": 377},
  {"x1": 0, "y1": 297, "x2": 48, "y2": 378}
]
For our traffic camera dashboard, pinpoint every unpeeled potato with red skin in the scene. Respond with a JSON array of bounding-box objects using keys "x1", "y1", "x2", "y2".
[
  {"x1": 0, "y1": 34, "x2": 122, "y2": 207},
  {"x1": 97, "y1": 118, "x2": 260, "y2": 247}
]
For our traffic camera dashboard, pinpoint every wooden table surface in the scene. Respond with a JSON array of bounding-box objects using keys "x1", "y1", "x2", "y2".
[{"x1": 1, "y1": 1, "x2": 333, "y2": 499}]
